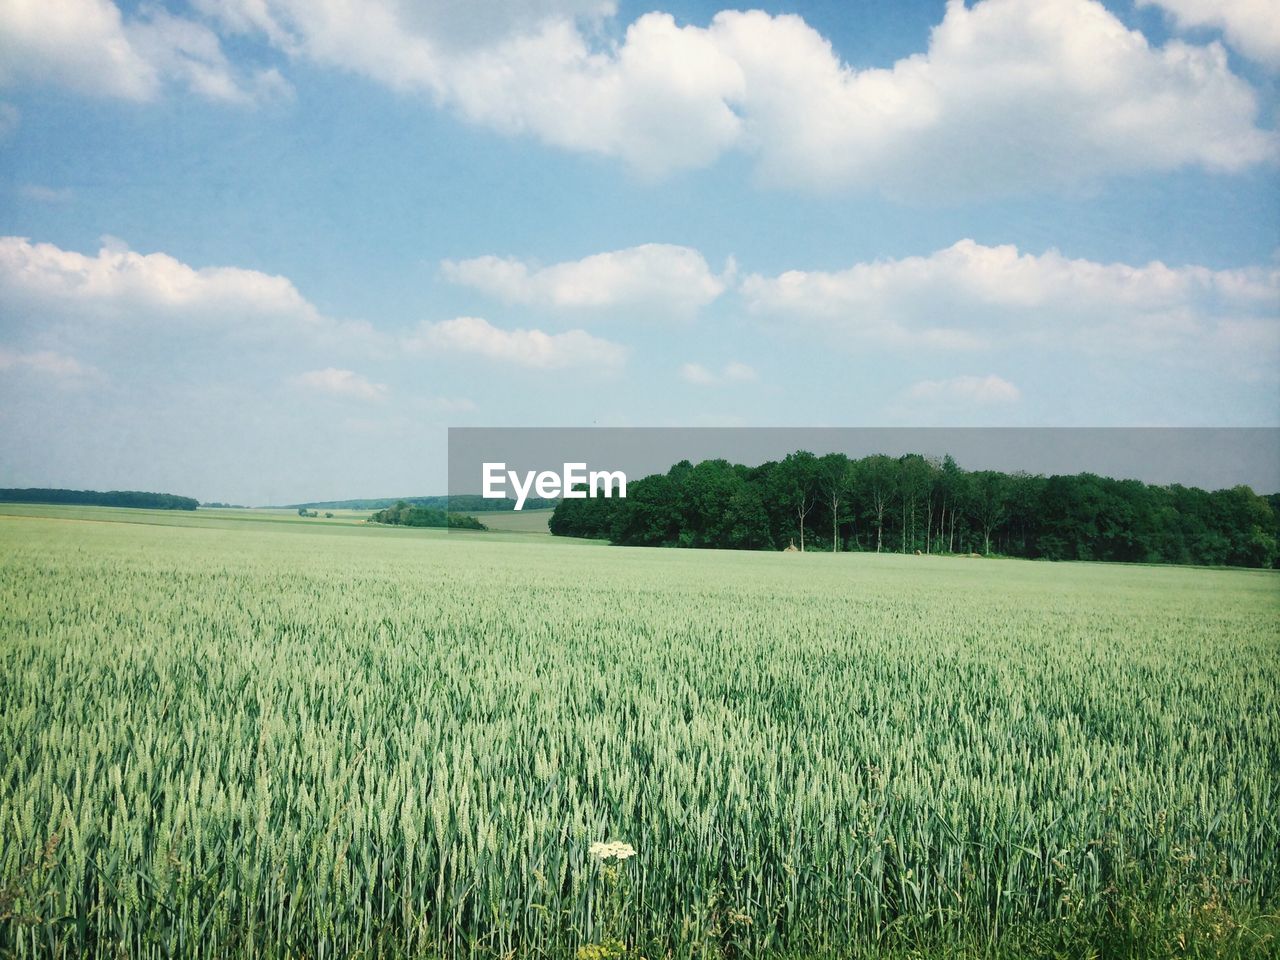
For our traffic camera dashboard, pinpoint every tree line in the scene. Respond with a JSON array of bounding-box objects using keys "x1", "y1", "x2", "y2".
[
  {"x1": 0, "y1": 488, "x2": 198, "y2": 510},
  {"x1": 549, "y1": 452, "x2": 1280, "y2": 568},
  {"x1": 367, "y1": 502, "x2": 487, "y2": 530},
  {"x1": 283, "y1": 495, "x2": 559, "y2": 512}
]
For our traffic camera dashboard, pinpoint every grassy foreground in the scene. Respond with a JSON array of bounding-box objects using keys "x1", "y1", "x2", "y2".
[{"x1": 0, "y1": 507, "x2": 1277, "y2": 959}]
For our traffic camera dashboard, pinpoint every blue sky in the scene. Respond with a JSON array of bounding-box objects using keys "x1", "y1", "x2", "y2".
[{"x1": 1, "y1": 0, "x2": 1277, "y2": 503}]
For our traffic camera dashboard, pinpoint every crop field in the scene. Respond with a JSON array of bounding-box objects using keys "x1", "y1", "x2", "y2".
[
  {"x1": 479, "y1": 508, "x2": 556, "y2": 535},
  {"x1": 1, "y1": 508, "x2": 1277, "y2": 959}
]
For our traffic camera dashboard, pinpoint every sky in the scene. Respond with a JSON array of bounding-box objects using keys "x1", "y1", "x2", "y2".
[{"x1": 0, "y1": 0, "x2": 1278, "y2": 504}]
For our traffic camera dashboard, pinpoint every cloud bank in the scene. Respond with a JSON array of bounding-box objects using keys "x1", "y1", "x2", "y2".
[
  {"x1": 742, "y1": 239, "x2": 1280, "y2": 377},
  {"x1": 7, "y1": 0, "x2": 1272, "y2": 192},
  {"x1": 203, "y1": 0, "x2": 1280, "y2": 190}
]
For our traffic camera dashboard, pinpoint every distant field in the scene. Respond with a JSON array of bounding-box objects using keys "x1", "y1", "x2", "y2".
[
  {"x1": 0, "y1": 502, "x2": 374, "y2": 531},
  {"x1": 1, "y1": 506, "x2": 1277, "y2": 959},
  {"x1": 477, "y1": 506, "x2": 555, "y2": 534},
  {"x1": 2, "y1": 502, "x2": 553, "y2": 536}
]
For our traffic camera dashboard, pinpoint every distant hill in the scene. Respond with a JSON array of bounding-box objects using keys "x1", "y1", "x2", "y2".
[
  {"x1": 0, "y1": 488, "x2": 198, "y2": 510},
  {"x1": 281, "y1": 495, "x2": 559, "y2": 512}
]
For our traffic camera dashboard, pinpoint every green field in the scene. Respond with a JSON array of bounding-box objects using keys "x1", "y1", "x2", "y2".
[
  {"x1": 479, "y1": 507, "x2": 557, "y2": 535},
  {"x1": 1, "y1": 506, "x2": 1277, "y2": 959}
]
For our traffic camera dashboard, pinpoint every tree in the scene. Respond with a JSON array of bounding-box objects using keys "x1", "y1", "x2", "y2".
[
  {"x1": 680, "y1": 459, "x2": 744, "y2": 547},
  {"x1": 769, "y1": 451, "x2": 821, "y2": 551},
  {"x1": 550, "y1": 486, "x2": 621, "y2": 539},
  {"x1": 609, "y1": 474, "x2": 681, "y2": 546},
  {"x1": 818, "y1": 453, "x2": 852, "y2": 552},
  {"x1": 936, "y1": 455, "x2": 966, "y2": 553},
  {"x1": 719, "y1": 484, "x2": 773, "y2": 550},
  {"x1": 897, "y1": 455, "x2": 937, "y2": 554},
  {"x1": 857, "y1": 455, "x2": 897, "y2": 553},
  {"x1": 1005, "y1": 472, "x2": 1045, "y2": 558},
  {"x1": 970, "y1": 471, "x2": 1010, "y2": 555}
]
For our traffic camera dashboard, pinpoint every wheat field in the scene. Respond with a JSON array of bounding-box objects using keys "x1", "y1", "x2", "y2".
[{"x1": 1, "y1": 509, "x2": 1277, "y2": 958}]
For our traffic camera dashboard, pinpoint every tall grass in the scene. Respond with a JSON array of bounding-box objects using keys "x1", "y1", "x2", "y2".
[{"x1": 1, "y1": 517, "x2": 1277, "y2": 958}]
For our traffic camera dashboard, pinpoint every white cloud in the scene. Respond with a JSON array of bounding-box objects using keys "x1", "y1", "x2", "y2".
[
  {"x1": 680, "y1": 360, "x2": 757, "y2": 385},
  {"x1": 0, "y1": 0, "x2": 155, "y2": 100},
  {"x1": 1140, "y1": 0, "x2": 1280, "y2": 67},
  {"x1": 705, "y1": 0, "x2": 1275, "y2": 193},
  {"x1": 0, "y1": 0, "x2": 288, "y2": 103},
  {"x1": 5, "y1": 1, "x2": 1272, "y2": 188},
  {"x1": 126, "y1": 9, "x2": 292, "y2": 104},
  {"x1": 742, "y1": 239, "x2": 1280, "y2": 376},
  {"x1": 0, "y1": 235, "x2": 368, "y2": 345},
  {"x1": 0, "y1": 347, "x2": 94, "y2": 380},
  {"x1": 405, "y1": 316, "x2": 625, "y2": 370},
  {"x1": 445, "y1": 13, "x2": 745, "y2": 177},
  {"x1": 905, "y1": 374, "x2": 1021, "y2": 405},
  {"x1": 290, "y1": 368, "x2": 387, "y2": 401},
  {"x1": 442, "y1": 243, "x2": 727, "y2": 316},
  {"x1": 195, "y1": 0, "x2": 1276, "y2": 190}
]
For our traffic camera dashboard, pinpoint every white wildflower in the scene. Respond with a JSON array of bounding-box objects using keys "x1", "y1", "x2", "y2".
[{"x1": 589, "y1": 840, "x2": 637, "y2": 861}]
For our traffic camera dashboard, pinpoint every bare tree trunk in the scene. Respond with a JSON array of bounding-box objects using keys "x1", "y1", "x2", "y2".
[{"x1": 796, "y1": 496, "x2": 815, "y2": 551}]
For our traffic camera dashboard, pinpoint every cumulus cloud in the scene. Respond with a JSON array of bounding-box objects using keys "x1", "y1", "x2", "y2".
[
  {"x1": 904, "y1": 374, "x2": 1021, "y2": 405},
  {"x1": 0, "y1": 347, "x2": 95, "y2": 380},
  {"x1": 5, "y1": 0, "x2": 1274, "y2": 188},
  {"x1": 706, "y1": 0, "x2": 1275, "y2": 193},
  {"x1": 1140, "y1": 0, "x2": 1280, "y2": 67},
  {"x1": 442, "y1": 244, "x2": 727, "y2": 316},
  {"x1": 742, "y1": 239, "x2": 1280, "y2": 376},
  {"x1": 680, "y1": 360, "x2": 757, "y2": 385},
  {"x1": 405, "y1": 316, "x2": 625, "y2": 370},
  {"x1": 290, "y1": 368, "x2": 387, "y2": 401},
  {"x1": 0, "y1": 0, "x2": 155, "y2": 100},
  {"x1": 186, "y1": 0, "x2": 1276, "y2": 190},
  {"x1": 0, "y1": 235, "x2": 369, "y2": 345},
  {"x1": 0, "y1": 0, "x2": 288, "y2": 103},
  {"x1": 444, "y1": 13, "x2": 744, "y2": 177}
]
